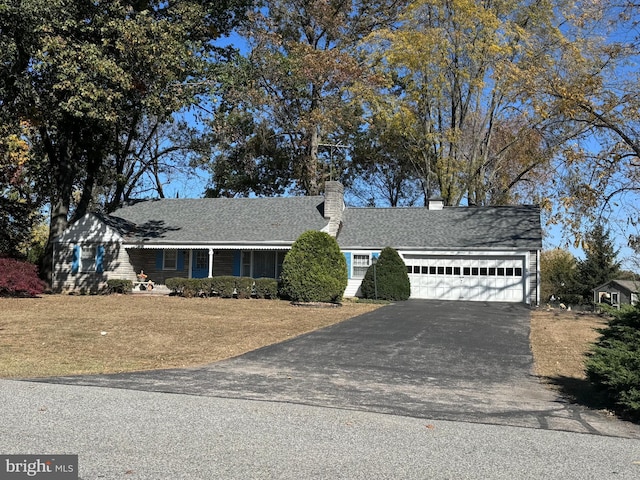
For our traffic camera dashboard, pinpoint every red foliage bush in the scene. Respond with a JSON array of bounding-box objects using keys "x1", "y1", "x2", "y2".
[{"x1": 0, "y1": 258, "x2": 47, "y2": 297}]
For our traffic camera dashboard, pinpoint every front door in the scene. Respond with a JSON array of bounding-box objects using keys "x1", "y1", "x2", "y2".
[{"x1": 192, "y1": 249, "x2": 209, "y2": 278}]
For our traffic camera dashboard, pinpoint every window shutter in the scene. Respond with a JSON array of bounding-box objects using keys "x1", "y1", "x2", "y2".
[
  {"x1": 343, "y1": 252, "x2": 351, "y2": 279},
  {"x1": 71, "y1": 245, "x2": 81, "y2": 274},
  {"x1": 177, "y1": 250, "x2": 184, "y2": 270},
  {"x1": 156, "y1": 250, "x2": 163, "y2": 269},
  {"x1": 96, "y1": 245, "x2": 105, "y2": 273}
]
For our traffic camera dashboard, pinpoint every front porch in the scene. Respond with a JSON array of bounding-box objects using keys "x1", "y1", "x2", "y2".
[{"x1": 125, "y1": 247, "x2": 286, "y2": 285}]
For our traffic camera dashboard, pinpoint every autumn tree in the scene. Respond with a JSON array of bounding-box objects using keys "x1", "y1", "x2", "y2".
[
  {"x1": 540, "y1": 248, "x2": 579, "y2": 303},
  {"x1": 506, "y1": 1, "x2": 640, "y2": 245},
  {"x1": 0, "y1": 0, "x2": 250, "y2": 279},
  {"x1": 0, "y1": 126, "x2": 43, "y2": 258},
  {"x1": 355, "y1": 0, "x2": 569, "y2": 207},
  {"x1": 205, "y1": 0, "x2": 408, "y2": 197}
]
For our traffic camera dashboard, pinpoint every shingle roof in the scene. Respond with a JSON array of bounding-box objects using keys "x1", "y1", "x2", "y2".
[
  {"x1": 110, "y1": 196, "x2": 328, "y2": 245},
  {"x1": 105, "y1": 195, "x2": 541, "y2": 250},
  {"x1": 594, "y1": 279, "x2": 639, "y2": 293},
  {"x1": 337, "y1": 205, "x2": 542, "y2": 250}
]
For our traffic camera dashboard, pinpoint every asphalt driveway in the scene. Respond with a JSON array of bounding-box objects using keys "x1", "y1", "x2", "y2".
[{"x1": 31, "y1": 300, "x2": 640, "y2": 438}]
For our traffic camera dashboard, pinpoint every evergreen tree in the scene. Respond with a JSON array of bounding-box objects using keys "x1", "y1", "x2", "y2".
[
  {"x1": 577, "y1": 224, "x2": 621, "y2": 301},
  {"x1": 280, "y1": 231, "x2": 348, "y2": 303},
  {"x1": 360, "y1": 247, "x2": 411, "y2": 301}
]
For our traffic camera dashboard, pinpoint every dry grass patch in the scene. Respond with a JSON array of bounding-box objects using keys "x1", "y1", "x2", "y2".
[
  {"x1": 0, "y1": 295, "x2": 381, "y2": 378},
  {"x1": 530, "y1": 308, "x2": 608, "y2": 406}
]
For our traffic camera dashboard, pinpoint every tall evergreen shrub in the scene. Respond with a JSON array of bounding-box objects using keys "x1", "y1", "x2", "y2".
[
  {"x1": 280, "y1": 230, "x2": 347, "y2": 303},
  {"x1": 586, "y1": 304, "x2": 640, "y2": 420},
  {"x1": 360, "y1": 247, "x2": 410, "y2": 301}
]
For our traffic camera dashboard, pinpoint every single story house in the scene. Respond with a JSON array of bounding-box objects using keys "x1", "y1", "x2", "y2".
[
  {"x1": 53, "y1": 181, "x2": 542, "y2": 305},
  {"x1": 593, "y1": 279, "x2": 639, "y2": 308}
]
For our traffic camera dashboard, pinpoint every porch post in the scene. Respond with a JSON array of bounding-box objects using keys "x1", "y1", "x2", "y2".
[{"x1": 208, "y1": 248, "x2": 214, "y2": 278}]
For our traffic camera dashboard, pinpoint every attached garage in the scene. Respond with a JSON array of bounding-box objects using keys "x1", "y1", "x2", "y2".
[{"x1": 339, "y1": 203, "x2": 542, "y2": 306}]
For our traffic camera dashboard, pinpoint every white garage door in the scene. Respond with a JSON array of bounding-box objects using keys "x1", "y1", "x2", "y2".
[{"x1": 403, "y1": 255, "x2": 526, "y2": 302}]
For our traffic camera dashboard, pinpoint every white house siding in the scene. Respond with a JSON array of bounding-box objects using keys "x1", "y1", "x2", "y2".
[
  {"x1": 53, "y1": 242, "x2": 134, "y2": 293},
  {"x1": 53, "y1": 213, "x2": 135, "y2": 293}
]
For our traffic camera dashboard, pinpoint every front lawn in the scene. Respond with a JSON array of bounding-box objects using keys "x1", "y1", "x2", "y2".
[{"x1": 0, "y1": 295, "x2": 381, "y2": 378}]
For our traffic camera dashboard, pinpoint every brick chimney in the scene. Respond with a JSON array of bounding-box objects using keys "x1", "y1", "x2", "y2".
[{"x1": 323, "y1": 181, "x2": 344, "y2": 237}]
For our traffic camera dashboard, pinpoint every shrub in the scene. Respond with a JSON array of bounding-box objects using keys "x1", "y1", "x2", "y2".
[
  {"x1": 106, "y1": 279, "x2": 132, "y2": 294},
  {"x1": 254, "y1": 278, "x2": 278, "y2": 299},
  {"x1": 0, "y1": 258, "x2": 47, "y2": 297},
  {"x1": 199, "y1": 278, "x2": 215, "y2": 297},
  {"x1": 211, "y1": 276, "x2": 237, "y2": 298},
  {"x1": 182, "y1": 278, "x2": 202, "y2": 298},
  {"x1": 586, "y1": 304, "x2": 640, "y2": 420},
  {"x1": 166, "y1": 277, "x2": 186, "y2": 295},
  {"x1": 360, "y1": 247, "x2": 410, "y2": 301},
  {"x1": 280, "y1": 230, "x2": 347, "y2": 303},
  {"x1": 235, "y1": 277, "x2": 254, "y2": 299}
]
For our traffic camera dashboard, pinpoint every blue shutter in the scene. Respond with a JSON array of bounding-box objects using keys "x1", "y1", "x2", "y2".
[
  {"x1": 177, "y1": 250, "x2": 184, "y2": 270},
  {"x1": 71, "y1": 245, "x2": 80, "y2": 274},
  {"x1": 156, "y1": 250, "x2": 163, "y2": 269},
  {"x1": 95, "y1": 245, "x2": 105, "y2": 273},
  {"x1": 343, "y1": 252, "x2": 352, "y2": 279},
  {"x1": 232, "y1": 251, "x2": 241, "y2": 276}
]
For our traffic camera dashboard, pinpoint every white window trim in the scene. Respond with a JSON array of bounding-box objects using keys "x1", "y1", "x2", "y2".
[
  {"x1": 80, "y1": 245, "x2": 96, "y2": 273},
  {"x1": 352, "y1": 254, "x2": 371, "y2": 279}
]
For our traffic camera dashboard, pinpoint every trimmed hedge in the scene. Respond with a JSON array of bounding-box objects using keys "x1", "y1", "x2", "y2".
[
  {"x1": 586, "y1": 304, "x2": 640, "y2": 420},
  {"x1": 360, "y1": 247, "x2": 410, "y2": 301},
  {"x1": 280, "y1": 230, "x2": 348, "y2": 303},
  {"x1": 165, "y1": 276, "x2": 279, "y2": 299},
  {"x1": 106, "y1": 279, "x2": 133, "y2": 294},
  {"x1": 0, "y1": 258, "x2": 47, "y2": 297},
  {"x1": 254, "y1": 278, "x2": 278, "y2": 299}
]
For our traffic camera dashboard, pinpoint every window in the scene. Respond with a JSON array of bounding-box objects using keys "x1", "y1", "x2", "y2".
[
  {"x1": 463, "y1": 267, "x2": 471, "y2": 276},
  {"x1": 445, "y1": 266, "x2": 453, "y2": 275},
  {"x1": 80, "y1": 245, "x2": 96, "y2": 272},
  {"x1": 437, "y1": 266, "x2": 445, "y2": 275},
  {"x1": 430, "y1": 266, "x2": 436, "y2": 275},
  {"x1": 241, "y1": 251, "x2": 283, "y2": 278},
  {"x1": 514, "y1": 267, "x2": 523, "y2": 276},
  {"x1": 611, "y1": 292, "x2": 619, "y2": 305},
  {"x1": 413, "y1": 266, "x2": 420, "y2": 274},
  {"x1": 453, "y1": 267, "x2": 461, "y2": 275},
  {"x1": 72, "y1": 244, "x2": 104, "y2": 274},
  {"x1": 472, "y1": 267, "x2": 479, "y2": 276},
  {"x1": 506, "y1": 268, "x2": 514, "y2": 276},
  {"x1": 254, "y1": 251, "x2": 277, "y2": 278},
  {"x1": 480, "y1": 267, "x2": 488, "y2": 276},
  {"x1": 164, "y1": 250, "x2": 177, "y2": 270},
  {"x1": 489, "y1": 267, "x2": 496, "y2": 276},
  {"x1": 421, "y1": 266, "x2": 428, "y2": 274},
  {"x1": 353, "y1": 255, "x2": 370, "y2": 278},
  {"x1": 195, "y1": 251, "x2": 208, "y2": 270},
  {"x1": 497, "y1": 267, "x2": 505, "y2": 276}
]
